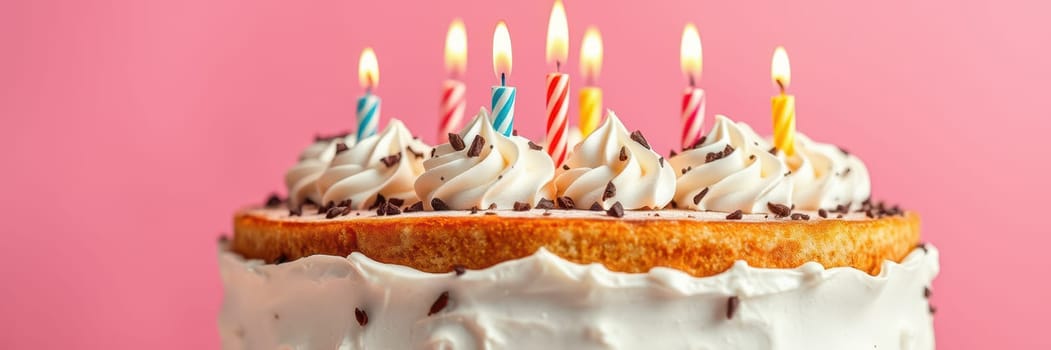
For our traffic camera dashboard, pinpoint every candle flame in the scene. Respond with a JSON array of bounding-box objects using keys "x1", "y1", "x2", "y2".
[
  {"x1": 444, "y1": 19, "x2": 467, "y2": 76},
  {"x1": 545, "y1": 0, "x2": 569, "y2": 66},
  {"x1": 493, "y1": 21, "x2": 513, "y2": 81},
  {"x1": 580, "y1": 27, "x2": 603, "y2": 82},
  {"x1": 680, "y1": 23, "x2": 702, "y2": 84},
  {"x1": 771, "y1": 46, "x2": 791, "y2": 91},
  {"x1": 358, "y1": 47, "x2": 379, "y2": 89}
]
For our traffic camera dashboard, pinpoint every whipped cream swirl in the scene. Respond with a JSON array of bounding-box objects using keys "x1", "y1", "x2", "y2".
[
  {"x1": 316, "y1": 119, "x2": 430, "y2": 209},
  {"x1": 555, "y1": 111, "x2": 676, "y2": 209},
  {"x1": 780, "y1": 133, "x2": 871, "y2": 211},
  {"x1": 668, "y1": 115, "x2": 793, "y2": 213},
  {"x1": 415, "y1": 108, "x2": 555, "y2": 210},
  {"x1": 285, "y1": 133, "x2": 355, "y2": 208}
]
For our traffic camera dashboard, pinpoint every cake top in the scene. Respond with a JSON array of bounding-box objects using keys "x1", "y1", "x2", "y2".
[{"x1": 278, "y1": 108, "x2": 887, "y2": 220}]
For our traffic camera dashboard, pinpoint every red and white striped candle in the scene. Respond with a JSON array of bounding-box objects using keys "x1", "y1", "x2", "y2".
[
  {"x1": 545, "y1": 73, "x2": 570, "y2": 165},
  {"x1": 439, "y1": 19, "x2": 468, "y2": 142},
  {"x1": 679, "y1": 23, "x2": 706, "y2": 149},
  {"x1": 544, "y1": 0, "x2": 570, "y2": 166}
]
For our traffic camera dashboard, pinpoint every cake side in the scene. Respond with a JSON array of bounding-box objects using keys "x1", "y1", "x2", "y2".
[
  {"x1": 231, "y1": 207, "x2": 920, "y2": 277},
  {"x1": 218, "y1": 244, "x2": 938, "y2": 349}
]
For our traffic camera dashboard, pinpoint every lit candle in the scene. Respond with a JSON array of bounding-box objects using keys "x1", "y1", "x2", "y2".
[
  {"x1": 771, "y1": 46, "x2": 796, "y2": 156},
  {"x1": 439, "y1": 19, "x2": 468, "y2": 142},
  {"x1": 579, "y1": 26, "x2": 603, "y2": 138},
  {"x1": 357, "y1": 48, "x2": 380, "y2": 140},
  {"x1": 679, "y1": 23, "x2": 706, "y2": 150},
  {"x1": 490, "y1": 21, "x2": 516, "y2": 136},
  {"x1": 544, "y1": 0, "x2": 570, "y2": 166}
]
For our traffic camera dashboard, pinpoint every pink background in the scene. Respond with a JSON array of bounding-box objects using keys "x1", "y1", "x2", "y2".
[{"x1": 2, "y1": 0, "x2": 1049, "y2": 348}]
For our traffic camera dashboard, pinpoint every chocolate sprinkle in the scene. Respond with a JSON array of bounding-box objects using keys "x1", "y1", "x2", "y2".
[
  {"x1": 727, "y1": 296, "x2": 740, "y2": 320},
  {"x1": 690, "y1": 136, "x2": 708, "y2": 150},
  {"x1": 528, "y1": 141, "x2": 543, "y2": 151},
  {"x1": 536, "y1": 198, "x2": 555, "y2": 209},
  {"x1": 380, "y1": 152, "x2": 402, "y2": 167},
  {"x1": 557, "y1": 196, "x2": 576, "y2": 209},
  {"x1": 430, "y1": 148, "x2": 437, "y2": 158},
  {"x1": 818, "y1": 209, "x2": 828, "y2": 218},
  {"x1": 659, "y1": 157, "x2": 665, "y2": 167},
  {"x1": 603, "y1": 182, "x2": 617, "y2": 201},
  {"x1": 265, "y1": 193, "x2": 282, "y2": 208},
  {"x1": 924, "y1": 287, "x2": 932, "y2": 299},
  {"x1": 562, "y1": 164, "x2": 570, "y2": 171},
  {"x1": 326, "y1": 207, "x2": 343, "y2": 219},
  {"x1": 354, "y1": 308, "x2": 368, "y2": 326},
  {"x1": 449, "y1": 133, "x2": 466, "y2": 151},
  {"x1": 406, "y1": 201, "x2": 424, "y2": 213},
  {"x1": 619, "y1": 146, "x2": 628, "y2": 161},
  {"x1": 341, "y1": 205, "x2": 353, "y2": 216},
  {"x1": 388, "y1": 198, "x2": 404, "y2": 207},
  {"x1": 929, "y1": 305, "x2": 937, "y2": 315},
  {"x1": 453, "y1": 265, "x2": 466, "y2": 276},
  {"x1": 669, "y1": 149, "x2": 678, "y2": 158},
  {"x1": 767, "y1": 203, "x2": 791, "y2": 218},
  {"x1": 288, "y1": 207, "x2": 302, "y2": 217},
  {"x1": 630, "y1": 130, "x2": 651, "y2": 149},
  {"x1": 335, "y1": 143, "x2": 349, "y2": 154},
  {"x1": 590, "y1": 202, "x2": 604, "y2": 211},
  {"x1": 467, "y1": 135, "x2": 486, "y2": 157},
  {"x1": 606, "y1": 202, "x2": 625, "y2": 218},
  {"x1": 469, "y1": 206, "x2": 479, "y2": 214},
  {"x1": 693, "y1": 188, "x2": 709, "y2": 205},
  {"x1": 681, "y1": 166, "x2": 692, "y2": 175},
  {"x1": 431, "y1": 198, "x2": 450, "y2": 211},
  {"x1": 768, "y1": 146, "x2": 778, "y2": 155},
  {"x1": 428, "y1": 291, "x2": 450, "y2": 316},
  {"x1": 381, "y1": 202, "x2": 401, "y2": 216},
  {"x1": 369, "y1": 194, "x2": 387, "y2": 210},
  {"x1": 726, "y1": 210, "x2": 743, "y2": 220},
  {"x1": 790, "y1": 213, "x2": 810, "y2": 221},
  {"x1": 916, "y1": 242, "x2": 928, "y2": 253},
  {"x1": 513, "y1": 201, "x2": 531, "y2": 211}
]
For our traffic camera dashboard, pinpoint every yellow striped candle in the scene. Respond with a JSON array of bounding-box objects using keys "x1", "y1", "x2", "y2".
[
  {"x1": 578, "y1": 27, "x2": 603, "y2": 138},
  {"x1": 771, "y1": 46, "x2": 796, "y2": 156}
]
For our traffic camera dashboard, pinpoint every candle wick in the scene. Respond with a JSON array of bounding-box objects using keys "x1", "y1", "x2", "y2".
[
  {"x1": 501, "y1": 73, "x2": 506, "y2": 86},
  {"x1": 689, "y1": 75, "x2": 695, "y2": 88},
  {"x1": 556, "y1": 61, "x2": 561, "y2": 72},
  {"x1": 366, "y1": 86, "x2": 372, "y2": 95},
  {"x1": 776, "y1": 80, "x2": 785, "y2": 94}
]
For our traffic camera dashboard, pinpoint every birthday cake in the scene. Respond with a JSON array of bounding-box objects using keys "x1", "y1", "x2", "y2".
[{"x1": 218, "y1": 7, "x2": 937, "y2": 349}]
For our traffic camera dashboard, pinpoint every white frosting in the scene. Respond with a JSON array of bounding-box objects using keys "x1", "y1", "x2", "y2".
[
  {"x1": 555, "y1": 111, "x2": 676, "y2": 209},
  {"x1": 285, "y1": 133, "x2": 356, "y2": 208},
  {"x1": 415, "y1": 108, "x2": 555, "y2": 210},
  {"x1": 219, "y1": 245, "x2": 938, "y2": 349},
  {"x1": 781, "y1": 133, "x2": 872, "y2": 211},
  {"x1": 669, "y1": 115, "x2": 794, "y2": 213},
  {"x1": 316, "y1": 119, "x2": 430, "y2": 209}
]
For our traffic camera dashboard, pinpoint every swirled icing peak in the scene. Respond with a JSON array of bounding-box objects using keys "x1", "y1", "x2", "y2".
[
  {"x1": 414, "y1": 108, "x2": 555, "y2": 210},
  {"x1": 316, "y1": 119, "x2": 429, "y2": 209},
  {"x1": 780, "y1": 133, "x2": 871, "y2": 211},
  {"x1": 285, "y1": 132, "x2": 356, "y2": 208},
  {"x1": 668, "y1": 115, "x2": 793, "y2": 213},
  {"x1": 555, "y1": 111, "x2": 676, "y2": 210}
]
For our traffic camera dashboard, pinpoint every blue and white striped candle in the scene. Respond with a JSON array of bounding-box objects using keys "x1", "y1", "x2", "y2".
[
  {"x1": 357, "y1": 48, "x2": 381, "y2": 140},
  {"x1": 490, "y1": 82, "x2": 515, "y2": 136},
  {"x1": 491, "y1": 21, "x2": 515, "y2": 136},
  {"x1": 356, "y1": 93, "x2": 380, "y2": 140}
]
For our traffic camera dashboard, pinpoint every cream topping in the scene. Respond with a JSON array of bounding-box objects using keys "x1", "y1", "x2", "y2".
[
  {"x1": 669, "y1": 115, "x2": 793, "y2": 213},
  {"x1": 414, "y1": 108, "x2": 555, "y2": 210},
  {"x1": 284, "y1": 133, "x2": 356, "y2": 208},
  {"x1": 555, "y1": 111, "x2": 676, "y2": 209},
  {"x1": 316, "y1": 119, "x2": 430, "y2": 209},
  {"x1": 781, "y1": 133, "x2": 872, "y2": 211},
  {"x1": 219, "y1": 245, "x2": 938, "y2": 349}
]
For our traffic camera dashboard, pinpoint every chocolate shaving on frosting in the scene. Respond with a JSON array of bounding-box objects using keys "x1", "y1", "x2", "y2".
[
  {"x1": 467, "y1": 135, "x2": 486, "y2": 157},
  {"x1": 629, "y1": 130, "x2": 651, "y2": 149},
  {"x1": 354, "y1": 308, "x2": 368, "y2": 326},
  {"x1": 449, "y1": 133, "x2": 466, "y2": 151},
  {"x1": 606, "y1": 202, "x2": 625, "y2": 218},
  {"x1": 428, "y1": 291, "x2": 450, "y2": 316}
]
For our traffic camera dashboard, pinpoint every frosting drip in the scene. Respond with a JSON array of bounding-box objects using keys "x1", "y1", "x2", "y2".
[
  {"x1": 316, "y1": 119, "x2": 430, "y2": 209},
  {"x1": 668, "y1": 115, "x2": 794, "y2": 213},
  {"x1": 414, "y1": 108, "x2": 555, "y2": 210},
  {"x1": 285, "y1": 133, "x2": 355, "y2": 208},
  {"x1": 218, "y1": 246, "x2": 938, "y2": 349},
  {"x1": 781, "y1": 133, "x2": 872, "y2": 211},
  {"x1": 555, "y1": 111, "x2": 676, "y2": 209}
]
